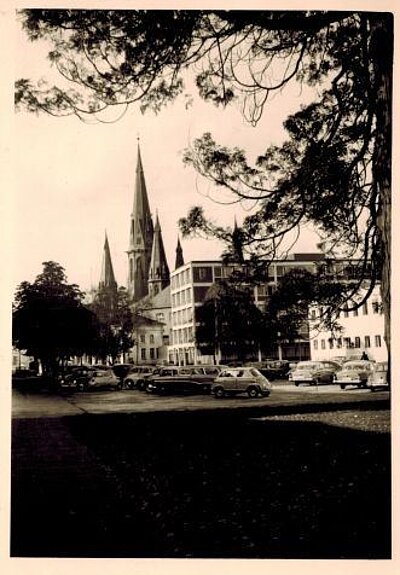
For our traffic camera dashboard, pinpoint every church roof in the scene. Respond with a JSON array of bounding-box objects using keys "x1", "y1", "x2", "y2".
[
  {"x1": 140, "y1": 285, "x2": 171, "y2": 310},
  {"x1": 129, "y1": 143, "x2": 154, "y2": 252},
  {"x1": 149, "y1": 213, "x2": 170, "y2": 281}
]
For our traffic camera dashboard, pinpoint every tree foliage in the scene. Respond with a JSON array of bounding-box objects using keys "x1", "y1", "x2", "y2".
[
  {"x1": 88, "y1": 286, "x2": 133, "y2": 364},
  {"x1": 15, "y1": 9, "x2": 392, "y2": 355},
  {"x1": 12, "y1": 261, "x2": 97, "y2": 373},
  {"x1": 195, "y1": 280, "x2": 265, "y2": 362}
]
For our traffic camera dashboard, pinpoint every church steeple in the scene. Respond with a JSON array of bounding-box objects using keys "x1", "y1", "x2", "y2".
[
  {"x1": 175, "y1": 236, "x2": 184, "y2": 269},
  {"x1": 100, "y1": 231, "x2": 117, "y2": 291},
  {"x1": 127, "y1": 142, "x2": 154, "y2": 301},
  {"x1": 148, "y1": 213, "x2": 170, "y2": 297}
]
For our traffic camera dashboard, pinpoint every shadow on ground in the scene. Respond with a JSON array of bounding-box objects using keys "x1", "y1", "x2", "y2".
[{"x1": 11, "y1": 408, "x2": 391, "y2": 559}]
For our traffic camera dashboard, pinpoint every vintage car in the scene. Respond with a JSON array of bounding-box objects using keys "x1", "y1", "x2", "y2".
[
  {"x1": 261, "y1": 360, "x2": 291, "y2": 380},
  {"x1": 124, "y1": 365, "x2": 159, "y2": 390},
  {"x1": 291, "y1": 360, "x2": 341, "y2": 386},
  {"x1": 367, "y1": 362, "x2": 389, "y2": 391},
  {"x1": 211, "y1": 367, "x2": 272, "y2": 398},
  {"x1": 83, "y1": 368, "x2": 122, "y2": 391},
  {"x1": 334, "y1": 360, "x2": 376, "y2": 389},
  {"x1": 145, "y1": 365, "x2": 222, "y2": 394}
]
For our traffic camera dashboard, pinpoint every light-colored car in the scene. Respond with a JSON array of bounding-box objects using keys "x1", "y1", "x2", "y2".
[
  {"x1": 83, "y1": 368, "x2": 122, "y2": 391},
  {"x1": 334, "y1": 360, "x2": 375, "y2": 389},
  {"x1": 367, "y1": 362, "x2": 389, "y2": 391},
  {"x1": 291, "y1": 360, "x2": 341, "y2": 386},
  {"x1": 124, "y1": 365, "x2": 158, "y2": 390},
  {"x1": 211, "y1": 367, "x2": 272, "y2": 398}
]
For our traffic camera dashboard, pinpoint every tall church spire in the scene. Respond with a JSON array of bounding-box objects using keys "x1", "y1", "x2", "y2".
[
  {"x1": 100, "y1": 231, "x2": 117, "y2": 290},
  {"x1": 127, "y1": 142, "x2": 154, "y2": 300},
  {"x1": 175, "y1": 235, "x2": 184, "y2": 269},
  {"x1": 148, "y1": 213, "x2": 170, "y2": 297}
]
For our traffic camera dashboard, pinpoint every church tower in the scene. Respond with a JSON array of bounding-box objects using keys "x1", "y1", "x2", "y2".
[
  {"x1": 127, "y1": 143, "x2": 154, "y2": 301},
  {"x1": 148, "y1": 213, "x2": 170, "y2": 297}
]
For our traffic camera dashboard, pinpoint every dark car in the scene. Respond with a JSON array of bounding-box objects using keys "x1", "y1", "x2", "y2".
[
  {"x1": 145, "y1": 365, "x2": 221, "y2": 395},
  {"x1": 59, "y1": 366, "x2": 97, "y2": 390},
  {"x1": 291, "y1": 360, "x2": 341, "y2": 386},
  {"x1": 262, "y1": 360, "x2": 291, "y2": 380}
]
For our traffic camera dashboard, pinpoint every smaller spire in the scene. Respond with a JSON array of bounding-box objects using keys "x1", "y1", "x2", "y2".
[
  {"x1": 99, "y1": 231, "x2": 117, "y2": 290},
  {"x1": 175, "y1": 236, "x2": 184, "y2": 269}
]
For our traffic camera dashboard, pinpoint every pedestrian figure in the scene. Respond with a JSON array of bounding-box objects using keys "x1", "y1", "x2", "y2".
[{"x1": 361, "y1": 351, "x2": 369, "y2": 360}]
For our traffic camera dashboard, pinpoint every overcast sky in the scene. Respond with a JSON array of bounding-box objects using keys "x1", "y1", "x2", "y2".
[{"x1": 13, "y1": 10, "x2": 324, "y2": 293}]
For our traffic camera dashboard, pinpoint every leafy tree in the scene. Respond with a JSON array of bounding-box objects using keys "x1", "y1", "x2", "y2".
[
  {"x1": 15, "y1": 10, "x2": 392, "y2": 358},
  {"x1": 89, "y1": 286, "x2": 133, "y2": 364},
  {"x1": 12, "y1": 261, "x2": 98, "y2": 375},
  {"x1": 195, "y1": 280, "x2": 265, "y2": 363}
]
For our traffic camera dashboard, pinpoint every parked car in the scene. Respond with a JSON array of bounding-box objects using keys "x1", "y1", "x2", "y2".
[
  {"x1": 334, "y1": 360, "x2": 376, "y2": 389},
  {"x1": 146, "y1": 365, "x2": 222, "y2": 395},
  {"x1": 59, "y1": 366, "x2": 97, "y2": 389},
  {"x1": 262, "y1": 360, "x2": 291, "y2": 380},
  {"x1": 81, "y1": 368, "x2": 122, "y2": 391},
  {"x1": 291, "y1": 360, "x2": 341, "y2": 386},
  {"x1": 124, "y1": 365, "x2": 159, "y2": 390},
  {"x1": 367, "y1": 362, "x2": 389, "y2": 391},
  {"x1": 211, "y1": 367, "x2": 272, "y2": 398}
]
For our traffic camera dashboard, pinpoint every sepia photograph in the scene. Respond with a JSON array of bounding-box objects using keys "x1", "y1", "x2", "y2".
[{"x1": 4, "y1": 1, "x2": 397, "y2": 572}]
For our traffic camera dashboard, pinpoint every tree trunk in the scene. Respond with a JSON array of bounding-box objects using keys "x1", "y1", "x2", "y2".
[{"x1": 370, "y1": 14, "x2": 393, "y2": 364}]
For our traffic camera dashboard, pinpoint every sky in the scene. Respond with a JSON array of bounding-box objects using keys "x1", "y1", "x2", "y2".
[{"x1": 12, "y1": 9, "x2": 324, "y2": 294}]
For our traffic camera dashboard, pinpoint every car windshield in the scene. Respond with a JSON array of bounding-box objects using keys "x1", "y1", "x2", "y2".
[
  {"x1": 343, "y1": 362, "x2": 372, "y2": 371},
  {"x1": 296, "y1": 363, "x2": 318, "y2": 371}
]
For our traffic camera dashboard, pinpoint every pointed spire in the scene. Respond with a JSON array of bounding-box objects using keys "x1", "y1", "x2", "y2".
[
  {"x1": 175, "y1": 235, "x2": 184, "y2": 269},
  {"x1": 148, "y1": 213, "x2": 170, "y2": 297},
  {"x1": 127, "y1": 142, "x2": 154, "y2": 300},
  {"x1": 99, "y1": 231, "x2": 117, "y2": 290}
]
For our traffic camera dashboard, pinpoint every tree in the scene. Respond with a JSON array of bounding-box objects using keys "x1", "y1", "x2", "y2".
[
  {"x1": 195, "y1": 280, "x2": 265, "y2": 363},
  {"x1": 12, "y1": 261, "x2": 98, "y2": 374},
  {"x1": 15, "y1": 10, "x2": 393, "y2": 359},
  {"x1": 89, "y1": 286, "x2": 133, "y2": 364}
]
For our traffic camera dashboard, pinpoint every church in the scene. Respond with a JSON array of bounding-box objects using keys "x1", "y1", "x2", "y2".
[{"x1": 98, "y1": 143, "x2": 180, "y2": 365}]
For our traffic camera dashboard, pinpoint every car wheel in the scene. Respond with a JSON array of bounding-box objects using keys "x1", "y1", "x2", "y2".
[
  {"x1": 340, "y1": 383, "x2": 346, "y2": 390},
  {"x1": 137, "y1": 380, "x2": 146, "y2": 391},
  {"x1": 214, "y1": 386, "x2": 225, "y2": 398},
  {"x1": 312, "y1": 378, "x2": 318, "y2": 386},
  {"x1": 247, "y1": 387, "x2": 259, "y2": 398},
  {"x1": 125, "y1": 379, "x2": 133, "y2": 389},
  {"x1": 117, "y1": 381, "x2": 123, "y2": 390},
  {"x1": 294, "y1": 381, "x2": 300, "y2": 387}
]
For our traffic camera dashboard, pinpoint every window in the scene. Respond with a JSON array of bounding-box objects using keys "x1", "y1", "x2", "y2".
[
  {"x1": 344, "y1": 304, "x2": 349, "y2": 318},
  {"x1": 321, "y1": 339, "x2": 326, "y2": 350},
  {"x1": 344, "y1": 337, "x2": 351, "y2": 348},
  {"x1": 186, "y1": 288, "x2": 192, "y2": 303},
  {"x1": 354, "y1": 337, "x2": 360, "y2": 348},
  {"x1": 141, "y1": 348, "x2": 146, "y2": 360},
  {"x1": 353, "y1": 307, "x2": 358, "y2": 317},
  {"x1": 337, "y1": 338, "x2": 342, "y2": 348},
  {"x1": 194, "y1": 286, "x2": 210, "y2": 303},
  {"x1": 365, "y1": 336, "x2": 371, "y2": 348},
  {"x1": 310, "y1": 309, "x2": 317, "y2": 320},
  {"x1": 375, "y1": 335, "x2": 382, "y2": 347},
  {"x1": 149, "y1": 334, "x2": 154, "y2": 344},
  {"x1": 329, "y1": 338, "x2": 334, "y2": 349},
  {"x1": 372, "y1": 301, "x2": 380, "y2": 314},
  {"x1": 140, "y1": 334, "x2": 145, "y2": 344},
  {"x1": 363, "y1": 303, "x2": 368, "y2": 315},
  {"x1": 149, "y1": 348, "x2": 155, "y2": 360},
  {"x1": 193, "y1": 266, "x2": 213, "y2": 283},
  {"x1": 313, "y1": 340, "x2": 318, "y2": 350}
]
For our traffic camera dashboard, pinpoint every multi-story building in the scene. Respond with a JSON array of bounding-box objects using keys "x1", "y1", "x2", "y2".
[
  {"x1": 168, "y1": 254, "x2": 326, "y2": 365},
  {"x1": 309, "y1": 284, "x2": 387, "y2": 362}
]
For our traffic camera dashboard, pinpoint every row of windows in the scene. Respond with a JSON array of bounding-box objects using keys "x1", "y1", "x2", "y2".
[
  {"x1": 310, "y1": 300, "x2": 382, "y2": 320},
  {"x1": 139, "y1": 334, "x2": 155, "y2": 344},
  {"x1": 171, "y1": 327, "x2": 194, "y2": 345},
  {"x1": 171, "y1": 268, "x2": 192, "y2": 289},
  {"x1": 172, "y1": 308, "x2": 193, "y2": 326},
  {"x1": 171, "y1": 288, "x2": 192, "y2": 307},
  {"x1": 313, "y1": 335, "x2": 382, "y2": 350},
  {"x1": 140, "y1": 347, "x2": 158, "y2": 360}
]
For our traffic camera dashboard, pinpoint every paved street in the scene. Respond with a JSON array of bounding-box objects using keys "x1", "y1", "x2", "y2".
[{"x1": 12, "y1": 381, "x2": 388, "y2": 419}]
